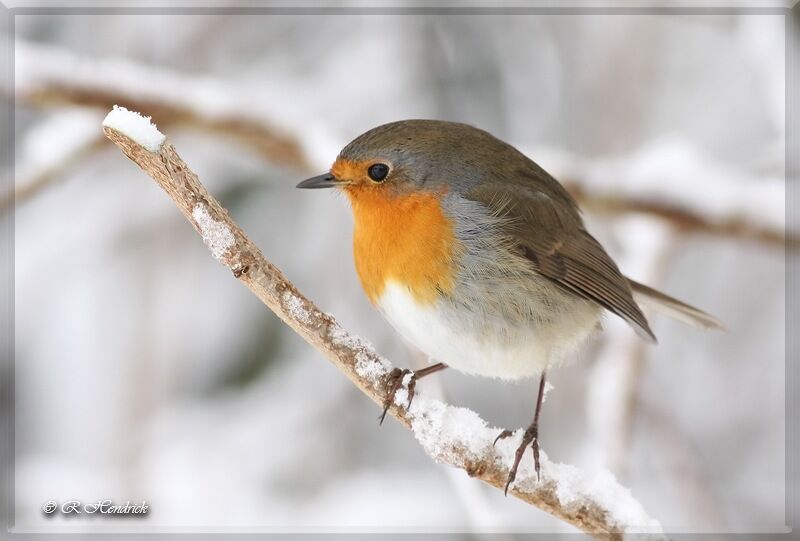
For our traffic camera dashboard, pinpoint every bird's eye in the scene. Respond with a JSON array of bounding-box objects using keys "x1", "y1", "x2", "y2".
[{"x1": 367, "y1": 163, "x2": 389, "y2": 182}]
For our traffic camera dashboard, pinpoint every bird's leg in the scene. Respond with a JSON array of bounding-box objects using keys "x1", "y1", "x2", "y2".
[
  {"x1": 379, "y1": 362, "x2": 448, "y2": 425},
  {"x1": 494, "y1": 371, "x2": 548, "y2": 495}
]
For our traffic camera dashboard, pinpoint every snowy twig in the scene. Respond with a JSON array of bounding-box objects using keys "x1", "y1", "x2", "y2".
[{"x1": 102, "y1": 107, "x2": 664, "y2": 538}]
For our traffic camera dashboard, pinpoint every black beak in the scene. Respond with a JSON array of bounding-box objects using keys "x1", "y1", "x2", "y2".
[{"x1": 296, "y1": 173, "x2": 337, "y2": 189}]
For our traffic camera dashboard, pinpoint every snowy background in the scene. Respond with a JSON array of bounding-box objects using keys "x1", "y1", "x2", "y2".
[{"x1": 8, "y1": 9, "x2": 790, "y2": 534}]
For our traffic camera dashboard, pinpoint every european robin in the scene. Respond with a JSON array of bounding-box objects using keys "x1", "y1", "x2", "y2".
[{"x1": 297, "y1": 120, "x2": 723, "y2": 493}]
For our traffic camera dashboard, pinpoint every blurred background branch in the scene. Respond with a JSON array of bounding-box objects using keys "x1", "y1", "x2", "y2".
[
  {"x1": 5, "y1": 41, "x2": 309, "y2": 210},
  {"x1": 567, "y1": 183, "x2": 789, "y2": 248},
  {"x1": 9, "y1": 41, "x2": 791, "y2": 251}
]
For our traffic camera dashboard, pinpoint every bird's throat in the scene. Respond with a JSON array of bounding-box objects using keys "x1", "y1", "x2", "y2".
[{"x1": 346, "y1": 187, "x2": 460, "y2": 306}]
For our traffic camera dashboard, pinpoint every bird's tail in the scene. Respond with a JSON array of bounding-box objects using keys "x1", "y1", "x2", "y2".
[{"x1": 626, "y1": 277, "x2": 726, "y2": 332}]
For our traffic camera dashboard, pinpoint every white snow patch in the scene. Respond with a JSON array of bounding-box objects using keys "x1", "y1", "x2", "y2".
[
  {"x1": 545, "y1": 457, "x2": 663, "y2": 534},
  {"x1": 393, "y1": 387, "x2": 409, "y2": 408},
  {"x1": 102, "y1": 105, "x2": 165, "y2": 152},
  {"x1": 328, "y1": 325, "x2": 366, "y2": 351},
  {"x1": 542, "y1": 381, "x2": 555, "y2": 403},
  {"x1": 408, "y1": 396, "x2": 493, "y2": 464},
  {"x1": 191, "y1": 203, "x2": 235, "y2": 261},
  {"x1": 328, "y1": 325, "x2": 392, "y2": 383},
  {"x1": 353, "y1": 351, "x2": 391, "y2": 383},
  {"x1": 282, "y1": 291, "x2": 311, "y2": 324}
]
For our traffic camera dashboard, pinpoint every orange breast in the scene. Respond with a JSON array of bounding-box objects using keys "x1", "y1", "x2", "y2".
[{"x1": 345, "y1": 187, "x2": 461, "y2": 305}]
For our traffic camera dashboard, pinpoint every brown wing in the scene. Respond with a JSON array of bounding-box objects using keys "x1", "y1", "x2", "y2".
[{"x1": 467, "y1": 180, "x2": 656, "y2": 343}]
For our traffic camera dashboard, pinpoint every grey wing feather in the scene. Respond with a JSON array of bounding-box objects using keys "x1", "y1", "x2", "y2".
[
  {"x1": 522, "y1": 229, "x2": 657, "y2": 343},
  {"x1": 468, "y1": 182, "x2": 657, "y2": 343}
]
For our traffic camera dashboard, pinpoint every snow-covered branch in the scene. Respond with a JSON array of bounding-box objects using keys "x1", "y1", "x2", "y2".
[{"x1": 102, "y1": 107, "x2": 664, "y2": 538}]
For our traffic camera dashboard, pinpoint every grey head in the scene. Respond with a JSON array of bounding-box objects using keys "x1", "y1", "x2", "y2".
[
  {"x1": 335, "y1": 119, "x2": 541, "y2": 193},
  {"x1": 297, "y1": 119, "x2": 580, "y2": 219}
]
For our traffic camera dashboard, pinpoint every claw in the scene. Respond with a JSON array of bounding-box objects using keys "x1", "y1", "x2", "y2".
[
  {"x1": 406, "y1": 375, "x2": 417, "y2": 410},
  {"x1": 378, "y1": 363, "x2": 447, "y2": 425},
  {"x1": 504, "y1": 474, "x2": 515, "y2": 496},
  {"x1": 493, "y1": 429, "x2": 514, "y2": 447},
  {"x1": 503, "y1": 425, "x2": 539, "y2": 496},
  {"x1": 498, "y1": 372, "x2": 548, "y2": 494},
  {"x1": 379, "y1": 368, "x2": 415, "y2": 425}
]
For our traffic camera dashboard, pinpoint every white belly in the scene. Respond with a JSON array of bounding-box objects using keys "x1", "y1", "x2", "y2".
[{"x1": 377, "y1": 282, "x2": 599, "y2": 380}]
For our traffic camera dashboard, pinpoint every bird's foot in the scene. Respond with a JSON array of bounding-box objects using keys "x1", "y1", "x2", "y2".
[
  {"x1": 378, "y1": 368, "x2": 417, "y2": 425},
  {"x1": 496, "y1": 425, "x2": 541, "y2": 495}
]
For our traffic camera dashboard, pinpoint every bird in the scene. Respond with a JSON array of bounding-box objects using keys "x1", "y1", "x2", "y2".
[{"x1": 296, "y1": 120, "x2": 724, "y2": 493}]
